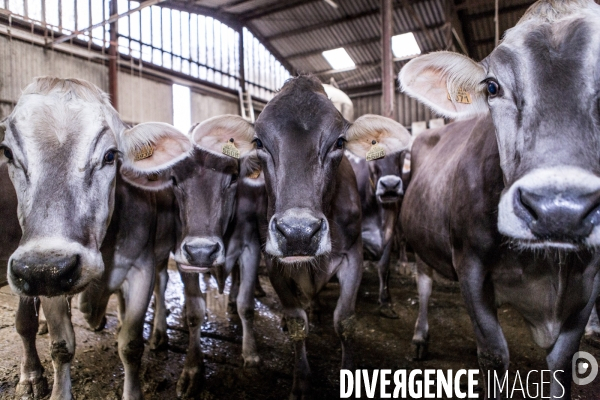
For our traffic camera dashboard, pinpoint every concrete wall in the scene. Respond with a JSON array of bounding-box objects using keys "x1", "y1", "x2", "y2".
[
  {"x1": 190, "y1": 90, "x2": 239, "y2": 124},
  {"x1": 0, "y1": 35, "x2": 108, "y2": 119},
  {"x1": 351, "y1": 91, "x2": 434, "y2": 128},
  {"x1": 0, "y1": 34, "x2": 240, "y2": 124},
  {"x1": 118, "y1": 72, "x2": 173, "y2": 125}
]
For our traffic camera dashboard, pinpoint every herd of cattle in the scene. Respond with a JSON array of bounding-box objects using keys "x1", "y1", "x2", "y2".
[{"x1": 1, "y1": 0, "x2": 600, "y2": 399}]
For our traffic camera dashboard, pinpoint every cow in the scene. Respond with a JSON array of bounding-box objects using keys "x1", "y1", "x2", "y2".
[
  {"x1": 399, "y1": 0, "x2": 600, "y2": 398},
  {"x1": 325, "y1": 84, "x2": 410, "y2": 317},
  {"x1": 323, "y1": 84, "x2": 354, "y2": 121},
  {"x1": 0, "y1": 77, "x2": 242, "y2": 399},
  {"x1": 190, "y1": 75, "x2": 412, "y2": 398},
  {"x1": 346, "y1": 149, "x2": 408, "y2": 318},
  {"x1": 131, "y1": 115, "x2": 267, "y2": 396}
]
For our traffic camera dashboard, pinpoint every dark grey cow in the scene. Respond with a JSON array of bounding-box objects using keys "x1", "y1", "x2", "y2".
[
  {"x1": 192, "y1": 76, "x2": 412, "y2": 398},
  {"x1": 399, "y1": 1, "x2": 600, "y2": 398},
  {"x1": 0, "y1": 77, "x2": 233, "y2": 400},
  {"x1": 0, "y1": 162, "x2": 20, "y2": 286},
  {"x1": 119, "y1": 115, "x2": 251, "y2": 397},
  {"x1": 347, "y1": 142, "x2": 409, "y2": 318}
]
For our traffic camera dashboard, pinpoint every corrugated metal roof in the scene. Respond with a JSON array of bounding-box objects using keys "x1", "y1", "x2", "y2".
[{"x1": 160, "y1": 0, "x2": 538, "y2": 91}]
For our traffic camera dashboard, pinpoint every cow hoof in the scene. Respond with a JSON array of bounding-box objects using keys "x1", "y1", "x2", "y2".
[
  {"x1": 94, "y1": 316, "x2": 107, "y2": 332},
  {"x1": 378, "y1": 304, "x2": 399, "y2": 319},
  {"x1": 227, "y1": 302, "x2": 238, "y2": 315},
  {"x1": 412, "y1": 340, "x2": 429, "y2": 361},
  {"x1": 243, "y1": 354, "x2": 261, "y2": 368},
  {"x1": 49, "y1": 392, "x2": 73, "y2": 400},
  {"x1": 176, "y1": 367, "x2": 205, "y2": 399},
  {"x1": 16, "y1": 375, "x2": 49, "y2": 399},
  {"x1": 150, "y1": 330, "x2": 169, "y2": 351},
  {"x1": 37, "y1": 321, "x2": 48, "y2": 336}
]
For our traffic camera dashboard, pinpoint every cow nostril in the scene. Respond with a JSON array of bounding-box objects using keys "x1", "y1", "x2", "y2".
[{"x1": 517, "y1": 188, "x2": 539, "y2": 222}]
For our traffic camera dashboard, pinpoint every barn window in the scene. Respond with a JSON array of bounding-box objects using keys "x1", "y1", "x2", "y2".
[
  {"x1": 1, "y1": 0, "x2": 290, "y2": 101},
  {"x1": 391, "y1": 32, "x2": 421, "y2": 59},
  {"x1": 322, "y1": 47, "x2": 355, "y2": 70}
]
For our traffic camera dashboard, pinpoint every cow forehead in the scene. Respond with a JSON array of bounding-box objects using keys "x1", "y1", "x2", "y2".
[
  {"x1": 10, "y1": 95, "x2": 115, "y2": 149},
  {"x1": 494, "y1": 3, "x2": 600, "y2": 70}
]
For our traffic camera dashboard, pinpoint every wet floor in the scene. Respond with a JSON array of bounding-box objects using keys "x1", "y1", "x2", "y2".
[{"x1": 0, "y1": 259, "x2": 599, "y2": 399}]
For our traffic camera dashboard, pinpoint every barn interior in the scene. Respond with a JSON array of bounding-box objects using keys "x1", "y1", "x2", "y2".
[{"x1": 1, "y1": 1, "x2": 600, "y2": 399}]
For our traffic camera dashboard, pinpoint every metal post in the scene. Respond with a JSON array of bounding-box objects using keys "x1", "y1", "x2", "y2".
[
  {"x1": 381, "y1": 0, "x2": 394, "y2": 119},
  {"x1": 109, "y1": 0, "x2": 118, "y2": 110},
  {"x1": 238, "y1": 28, "x2": 246, "y2": 92}
]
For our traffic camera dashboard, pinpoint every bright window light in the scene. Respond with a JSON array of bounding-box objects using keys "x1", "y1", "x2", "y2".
[
  {"x1": 172, "y1": 84, "x2": 191, "y2": 134},
  {"x1": 392, "y1": 32, "x2": 421, "y2": 59},
  {"x1": 322, "y1": 48, "x2": 356, "y2": 70}
]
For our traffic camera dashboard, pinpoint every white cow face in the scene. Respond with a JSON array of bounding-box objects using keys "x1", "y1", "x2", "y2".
[
  {"x1": 400, "y1": 0, "x2": 600, "y2": 250},
  {"x1": 1, "y1": 78, "x2": 123, "y2": 296}
]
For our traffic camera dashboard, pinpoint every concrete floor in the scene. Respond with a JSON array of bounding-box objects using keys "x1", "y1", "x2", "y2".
[{"x1": 0, "y1": 260, "x2": 598, "y2": 399}]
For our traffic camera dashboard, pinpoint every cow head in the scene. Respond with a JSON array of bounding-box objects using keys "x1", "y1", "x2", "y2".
[
  {"x1": 370, "y1": 149, "x2": 408, "y2": 204},
  {"x1": 400, "y1": 0, "x2": 600, "y2": 250},
  {"x1": 1, "y1": 77, "x2": 124, "y2": 296},
  {"x1": 120, "y1": 116, "x2": 245, "y2": 272},
  {"x1": 192, "y1": 76, "x2": 411, "y2": 264}
]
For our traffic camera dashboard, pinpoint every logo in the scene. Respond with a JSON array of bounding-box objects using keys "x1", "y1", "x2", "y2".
[{"x1": 572, "y1": 351, "x2": 598, "y2": 386}]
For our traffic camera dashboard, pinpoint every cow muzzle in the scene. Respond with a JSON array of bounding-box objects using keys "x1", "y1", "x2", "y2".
[
  {"x1": 376, "y1": 175, "x2": 403, "y2": 203},
  {"x1": 266, "y1": 208, "x2": 331, "y2": 261},
  {"x1": 498, "y1": 167, "x2": 600, "y2": 248},
  {"x1": 176, "y1": 237, "x2": 225, "y2": 271},
  {"x1": 8, "y1": 238, "x2": 103, "y2": 296}
]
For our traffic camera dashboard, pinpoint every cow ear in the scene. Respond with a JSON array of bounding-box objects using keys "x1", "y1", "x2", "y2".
[
  {"x1": 120, "y1": 122, "x2": 193, "y2": 190},
  {"x1": 345, "y1": 114, "x2": 412, "y2": 161},
  {"x1": 191, "y1": 114, "x2": 255, "y2": 158},
  {"x1": 399, "y1": 51, "x2": 488, "y2": 119}
]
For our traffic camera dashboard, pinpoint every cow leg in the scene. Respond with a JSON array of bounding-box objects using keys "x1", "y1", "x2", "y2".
[
  {"x1": 237, "y1": 244, "x2": 261, "y2": 367},
  {"x1": 15, "y1": 296, "x2": 48, "y2": 398},
  {"x1": 334, "y1": 250, "x2": 362, "y2": 371},
  {"x1": 78, "y1": 282, "x2": 111, "y2": 332},
  {"x1": 177, "y1": 271, "x2": 207, "y2": 398},
  {"x1": 412, "y1": 256, "x2": 433, "y2": 360},
  {"x1": 547, "y1": 284, "x2": 599, "y2": 400},
  {"x1": 268, "y1": 271, "x2": 310, "y2": 400},
  {"x1": 117, "y1": 264, "x2": 155, "y2": 400},
  {"x1": 458, "y1": 258, "x2": 508, "y2": 400},
  {"x1": 150, "y1": 261, "x2": 169, "y2": 351},
  {"x1": 585, "y1": 303, "x2": 600, "y2": 338},
  {"x1": 377, "y1": 240, "x2": 398, "y2": 319},
  {"x1": 228, "y1": 264, "x2": 240, "y2": 314},
  {"x1": 41, "y1": 296, "x2": 75, "y2": 400}
]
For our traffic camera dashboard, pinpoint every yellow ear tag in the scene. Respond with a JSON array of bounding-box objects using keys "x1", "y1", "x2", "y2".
[
  {"x1": 447, "y1": 88, "x2": 472, "y2": 104},
  {"x1": 222, "y1": 138, "x2": 240, "y2": 159},
  {"x1": 247, "y1": 169, "x2": 261, "y2": 179},
  {"x1": 366, "y1": 140, "x2": 385, "y2": 161},
  {"x1": 134, "y1": 144, "x2": 154, "y2": 161}
]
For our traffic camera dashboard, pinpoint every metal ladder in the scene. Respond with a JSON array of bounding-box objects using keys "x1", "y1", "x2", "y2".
[{"x1": 238, "y1": 88, "x2": 255, "y2": 123}]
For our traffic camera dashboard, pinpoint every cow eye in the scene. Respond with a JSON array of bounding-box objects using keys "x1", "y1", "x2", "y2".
[
  {"x1": 103, "y1": 149, "x2": 117, "y2": 165},
  {"x1": 335, "y1": 137, "x2": 345, "y2": 149},
  {"x1": 486, "y1": 79, "x2": 500, "y2": 98},
  {"x1": 254, "y1": 138, "x2": 263, "y2": 149},
  {"x1": 2, "y1": 147, "x2": 13, "y2": 161},
  {"x1": 231, "y1": 174, "x2": 238, "y2": 184}
]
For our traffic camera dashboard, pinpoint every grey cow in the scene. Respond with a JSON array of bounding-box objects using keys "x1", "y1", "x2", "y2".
[
  {"x1": 190, "y1": 76, "x2": 412, "y2": 399},
  {"x1": 399, "y1": 0, "x2": 600, "y2": 398},
  {"x1": 346, "y1": 145, "x2": 409, "y2": 318},
  {"x1": 0, "y1": 77, "x2": 240, "y2": 399}
]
